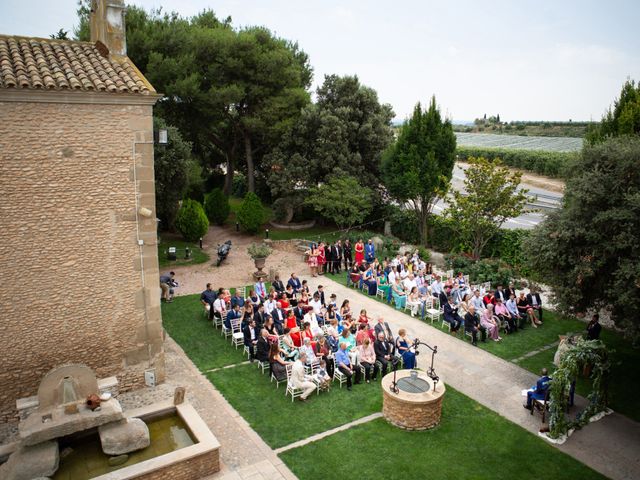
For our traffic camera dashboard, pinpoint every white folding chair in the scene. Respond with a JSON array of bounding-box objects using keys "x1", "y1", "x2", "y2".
[
  {"x1": 426, "y1": 298, "x2": 441, "y2": 324},
  {"x1": 271, "y1": 362, "x2": 287, "y2": 388},
  {"x1": 219, "y1": 313, "x2": 231, "y2": 337},
  {"x1": 231, "y1": 318, "x2": 244, "y2": 349},
  {"x1": 213, "y1": 311, "x2": 224, "y2": 330},
  {"x1": 257, "y1": 359, "x2": 269, "y2": 374}
]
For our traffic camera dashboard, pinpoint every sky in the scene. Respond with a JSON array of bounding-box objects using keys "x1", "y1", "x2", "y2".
[{"x1": 1, "y1": 0, "x2": 639, "y2": 122}]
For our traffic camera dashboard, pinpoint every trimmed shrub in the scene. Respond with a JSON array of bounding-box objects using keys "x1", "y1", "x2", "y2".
[
  {"x1": 204, "y1": 188, "x2": 230, "y2": 226},
  {"x1": 445, "y1": 254, "x2": 516, "y2": 289},
  {"x1": 237, "y1": 192, "x2": 264, "y2": 234},
  {"x1": 175, "y1": 199, "x2": 209, "y2": 242}
]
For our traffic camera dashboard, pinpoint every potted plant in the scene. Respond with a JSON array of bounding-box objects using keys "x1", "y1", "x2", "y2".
[{"x1": 247, "y1": 242, "x2": 273, "y2": 275}]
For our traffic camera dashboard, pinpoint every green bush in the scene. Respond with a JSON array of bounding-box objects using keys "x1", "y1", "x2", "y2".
[
  {"x1": 445, "y1": 254, "x2": 516, "y2": 288},
  {"x1": 175, "y1": 199, "x2": 209, "y2": 242},
  {"x1": 237, "y1": 192, "x2": 265, "y2": 234},
  {"x1": 456, "y1": 146, "x2": 578, "y2": 178},
  {"x1": 232, "y1": 173, "x2": 247, "y2": 198},
  {"x1": 204, "y1": 188, "x2": 230, "y2": 226}
]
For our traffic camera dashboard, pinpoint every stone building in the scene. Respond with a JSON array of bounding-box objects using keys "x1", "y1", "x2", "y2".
[{"x1": 0, "y1": 0, "x2": 164, "y2": 422}]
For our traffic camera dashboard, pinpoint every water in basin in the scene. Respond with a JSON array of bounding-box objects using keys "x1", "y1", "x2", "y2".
[{"x1": 53, "y1": 413, "x2": 195, "y2": 479}]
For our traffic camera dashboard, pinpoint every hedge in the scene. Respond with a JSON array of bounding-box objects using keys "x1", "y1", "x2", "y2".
[
  {"x1": 175, "y1": 199, "x2": 209, "y2": 242},
  {"x1": 204, "y1": 188, "x2": 230, "y2": 226},
  {"x1": 456, "y1": 146, "x2": 578, "y2": 178}
]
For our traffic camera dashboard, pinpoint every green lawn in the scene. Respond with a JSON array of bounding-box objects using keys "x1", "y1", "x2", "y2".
[
  {"x1": 268, "y1": 226, "x2": 337, "y2": 242},
  {"x1": 207, "y1": 364, "x2": 382, "y2": 448},
  {"x1": 157, "y1": 238, "x2": 209, "y2": 268},
  {"x1": 161, "y1": 294, "x2": 245, "y2": 370},
  {"x1": 280, "y1": 388, "x2": 605, "y2": 480},
  {"x1": 326, "y1": 272, "x2": 587, "y2": 362},
  {"x1": 518, "y1": 327, "x2": 640, "y2": 422}
]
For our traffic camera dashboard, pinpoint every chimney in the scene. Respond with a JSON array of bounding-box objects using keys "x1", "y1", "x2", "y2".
[{"x1": 90, "y1": 0, "x2": 127, "y2": 56}]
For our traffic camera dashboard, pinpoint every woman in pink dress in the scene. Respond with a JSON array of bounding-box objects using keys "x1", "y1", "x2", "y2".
[
  {"x1": 481, "y1": 304, "x2": 501, "y2": 341},
  {"x1": 317, "y1": 242, "x2": 326, "y2": 275},
  {"x1": 354, "y1": 239, "x2": 365, "y2": 266},
  {"x1": 307, "y1": 243, "x2": 319, "y2": 277}
]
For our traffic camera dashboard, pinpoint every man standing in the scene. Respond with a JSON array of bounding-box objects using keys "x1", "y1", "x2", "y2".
[
  {"x1": 336, "y1": 342, "x2": 361, "y2": 390},
  {"x1": 325, "y1": 241, "x2": 334, "y2": 275},
  {"x1": 243, "y1": 319, "x2": 259, "y2": 362},
  {"x1": 464, "y1": 305, "x2": 486, "y2": 346},
  {"x1": 254, "y1": 278, "x2": 267, "y2": 300},
  {"x1": 443, "y1": 296, "x2": 462, "y2": 333},
  {"x1": 343, "y1": 239, "x2": 352, "y2": 270},
  {"x1": 374, "y1": 332, "x2": 397, "y2": 376},
  {"x1": 291, "y1": 352, "x2": 317, "y2": 402},
  {"x1": 525, "y1": 368, "x2": 551, "y2": 410},
  {"x1": 200, "y1": 283, "x2": 217, "y2": 320},
  {"x1": 333, "y1": 240, "x2": 342, "y2": 274},
  {"x1": 586, "y1": 314, "x2": 602, "y2": 340},
  {"x1": 365, "y1": 239, "x2": 375, "y2": 264},
  {"x1": 374, "y1": 316, "x2": 394, "y2": 347}
]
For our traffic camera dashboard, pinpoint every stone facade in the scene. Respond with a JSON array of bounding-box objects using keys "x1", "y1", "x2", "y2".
[
  {"x1": 132, "y1": 451, "x2": 220, "y2": 480},
  {"x1": 0, "y1": 98, "x2": 164, "y2": 423}
]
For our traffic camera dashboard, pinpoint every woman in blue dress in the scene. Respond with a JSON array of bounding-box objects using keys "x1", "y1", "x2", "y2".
[
  {"x1": 391, "y1": 277, "x2": 407, "y2": 310},
  {"x1": 363, "y1": 264, "x2": 378, "y2": 296},
  {"x1": 396, "y1": 328, "x2": 416, "y2": 369}
]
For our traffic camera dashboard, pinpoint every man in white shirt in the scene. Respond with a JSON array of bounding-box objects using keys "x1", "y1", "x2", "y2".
[
  {"x1": 299, "y1": 338, "x2": 317, "y2": 364},
  {"x1": 308, "y1": 293, "x2": 323, "y2": 321},
  {"x1": 388, "y1": 266, "x2": 398, "y2": 286},
  {"x1": 403, "y1": 273, "x2": 417, "y2": 292},
  {"x1": 291, "y1": 352, "x2": 317, "y2": 401},
  {"x1": 431, "y1": 276, "x2": 443, "y2": 298},
  {"x1": 264, "y1": 294, "x2": 277, "y2": 316},
  {"x1": 213, "y1": 296, "x2": 227, "y2": 321},
  {"x1": 471, "y1": 290, "x2": 485, "y2": 312}
]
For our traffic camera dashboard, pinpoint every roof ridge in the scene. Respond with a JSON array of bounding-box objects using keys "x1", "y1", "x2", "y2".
[{"x1": 0, "y1": 33, "x2": 95, "y2": 47}]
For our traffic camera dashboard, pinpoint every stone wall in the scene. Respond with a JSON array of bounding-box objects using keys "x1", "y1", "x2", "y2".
[
  {"x1": 0, "y1": 100, "x2": 164, "y2": 423},
  {"x1": 133, "y1": 450, "x2": 220, "y2": 480}
]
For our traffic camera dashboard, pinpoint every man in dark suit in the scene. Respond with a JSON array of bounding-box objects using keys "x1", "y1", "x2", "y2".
[
  {"x1": 504, "y1": 283, "x2": 516, "y2": 301},
  {"x1": 272, "y1": 302, "x2": 286, "y2": 334},
  {"x1": 374, "y1": 316, "x2": 395, "y2": 353},
  {"x1": 494, "y1": 285, "x2": 507, "y2": 303},
  {"x1": 293, "y1": 304, "x2": 305, "y2": 326},
  {"x1": 243, "y1": 319, "x2": 259, "y2": 361},
  {"x1": 272, "y1": 275, "x2": 285, "y2": 294},
  {"x1": 586, "y1": 314, "x2": 602, "y2": 340},
  {"x1": 227, "y1": 303, "x2": 242, "y2": 326},
  {"x1": 287, "y1": 273, "x2": 302, "y2": 294},
  {"x1": 443, "y1": 296, "x2": 462, "y2": 333},
  {"x1": 343, "y1": 239, "x2": 352, "y2": 270},
  {"x1": 527, "y1": 287, "x2": 543, "y2": 322},
  {"x1": 525, "y1": 368, "x2": 551, "y2": 410},
  {"x1": 374, "y1": 332, "x2": 398, "y2": 376},
  {"x1": 315, "y1": 285, "x2": 326, "y2": 307},
  {"x1": 255, "y1": 329, "x2": 270, "y2": 363},
  {"x1": 333, "y1": 241, "x2": 342, "y2": 274},
  {"x1": 253, "y1": 304, "x2": 266, "y2": 330},
  {"x1": 438, "y1": 288, "x2": 450, "y2": 310},
  {"x1": 464, "y1": 305, "x2": 486, "y2": 346}
]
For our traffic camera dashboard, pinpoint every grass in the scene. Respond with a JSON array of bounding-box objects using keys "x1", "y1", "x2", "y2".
[
  {"x1": 518, "y1": 327, "x2": 640, "y2": 422},
  {"x1": 161, "y1": 294, "x2": 246, "y2": 371},
  {"x1": 157, "y1": 238, "x2": 209, "y2": 268},
  {"x1": 207, "y1": 364, "x2": 382, "y2": 449},
  {"x1": 325, "y1": 272, "x2": 586, "y2": 362},
  {"x1": 279, "y1": 387, "x2": 605, "y2": 480},
  {"x1": 268, "y1": 226, "x2": 339, "y2": 242}
]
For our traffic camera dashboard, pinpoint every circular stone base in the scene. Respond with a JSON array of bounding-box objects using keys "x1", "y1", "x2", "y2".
[{"x1": 381, "y1": 370, "x2": 446, "y2": 430}]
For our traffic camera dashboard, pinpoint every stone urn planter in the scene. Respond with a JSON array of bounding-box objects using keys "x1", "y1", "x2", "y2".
[{"x1": 247, "y1": 243, "x2": 272, "y2": 281}]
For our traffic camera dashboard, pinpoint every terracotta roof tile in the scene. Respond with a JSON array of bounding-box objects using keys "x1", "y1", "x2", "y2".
[{"x1": 0, "y1": 35, "x2": 154, "y2": 95}]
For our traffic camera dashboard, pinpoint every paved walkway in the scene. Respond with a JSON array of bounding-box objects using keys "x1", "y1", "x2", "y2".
[{"x1": 305, "y1": 275, "x2": 640, "y2": 480}]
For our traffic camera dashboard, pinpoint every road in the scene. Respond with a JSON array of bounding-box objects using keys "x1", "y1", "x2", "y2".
[{"x1": 434, "y1": 163, "x2": 563, "y2": 230}]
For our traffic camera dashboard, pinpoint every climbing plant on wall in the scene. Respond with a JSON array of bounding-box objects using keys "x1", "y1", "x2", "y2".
[{"x1": 548, "y1": 338, "x2": 610, "y2": 439}]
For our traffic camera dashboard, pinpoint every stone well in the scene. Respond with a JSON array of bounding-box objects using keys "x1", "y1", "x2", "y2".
[{"x1": 381, "y1": 370, "x2": 446, "y2": 430}]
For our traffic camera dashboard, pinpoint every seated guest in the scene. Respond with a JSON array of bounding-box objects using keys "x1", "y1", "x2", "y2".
[
  {"x1": 340, "y1": 299, "x2": 353, "y2": 320},
  {"x1": 263, "y1": 316, "x2": 279, "y2": 342},
  {"x1": 255, "y1": 329, "x2": 270, "y2": 363},
  {"x1": 358, "y1": 337, "x2": 378, "y2": 383},
  {"x1": 313, "y1": 359, "x2": 332, "y2": 390},
  {"x1": 231, "y1": 289, "x2": 245, "y2": 309},
  {"x1": 285, "y1": 312, "x2": 302, "y2": 347},
  {"x1": 253, "y1": 304, "x2": 266, "y2": 330},
  {"x1": 213, "y1": 290, "x2": 227, "y2": 324},
  {"x1": 438, "y1": 286, "x2": 450, "y2": 310},
  {"x1": 200, "y1": 283, "x2": 217, "y2": 320},
  {"x1": 301, "y1": 321, "x2": 314, "y2": 343},
  {"x1": 374, "y1": 316, "x2": 395, "y2": 351},
  {"x1": 470, "y1": 289, "x2": 485, "y2": 312},
  {"x1": 494, "y1": 298, "x2": 516, "y2": 333},
  {"x1": 524, "y1": 368, "x2": 551, "y2": 410},
  {"x1": 241, "y1": 303, "x2": 254, "y2": 330},
  {"x1": 407, "y1": 287, "x2": 425, "y2": 317},
  {"x1": 494, "y1": 284, "x2": 507, "y2": 303},
  {"x1": 227, "y1": 303, "x2": 243, "y2": 329},
  {"x1": 456, "y1": 272, "x2": 466, "y2": 288},
  {"x1": 299, "y1": 338, "x2": 317, "y2": 364},
  {"x1": 340, "y1": 328, "x2": 357, "y2": 352},
  {"x1": 308, "y1": 293, "x2": 324, "y2": 322},
  {"x1": 464, "y1": 305, "x2": 486, "y2": 346},
  {"x1": 324, "y1": 303, "x2": 339, "y2": 325},
  {"x1": 375, "y1": 332, "x2": 398, "y2": 376},
  {"x1": 247, "y1": 289, "x2": 261, "y2": 307},
  {"x1": 278, "y1": 292, "x2": 290, "y2": 309},
  {"x1": 355, "y1": 323, "x2": 370, "y2": 346},
  {"x1": 315, "y1": 285, "x2": 326, "y2": 306},
  {"x1": 254, "y1": 279, "x2": 267, "y2": 300},
  {"x1": 263, "y1": 293, "x2": 277, "y2": 316},
  {"x1": 483, "y1": 290, "x2": 495, "y2": 307},
  {"x1": 281, "y1": 328, "x2": 299, "y2": 361},
  {"x1": 328, "y1": 293, "x2": 338, "y2": 310},
  {"x1": 303, "y1": 310, "x2": 323, "y2": 337},
  {"x1": 505, "y1": 282, "x2": 516, "y2": 300},
  {"x1": 271, "y1": 301, "x2": 286, "y2": 334},
  {"x1": 527, "y1": 286, "x2": 544, "y2": 322},
  {"x1": 315, "y1": 336, "x2": 334, "y2": 377},
  {"x1": 293, "y1": 303, "x2": 305, "y2": 324},
  {"x1": 335, "y1": 342, "x2": 362, "y2": 390},
  {"x1": 285, "y1": 284, "x2": 298, "y2": 307},
  {"x1": 431, "y1": 275, "x2": 443, "y2": 298},
  {"x1": 301, "y1": 279, "x2": 310, "y2": 295},
  {"x1": 396, "y1": 329, "x2": 416, "y2": 369},
  {"x1": 517, "y1": 292, "x2": 541, "y2": 327},
  {"x1": 243, "y1": 319, "x2": 259, "y2": 361},
  {"x1": 443, "y1": 296, "x2": 462, "y2": 333},
  {"x1": 480, "y1": 304, "x2": 501, "y2": 341},
  {"x1": 506, "y1": 293, "x2": 522, "y2": 328},
  {"x1": 287, "y1": 273, "x2": 302, "y2": 294},
  {"x1": 357, "y1": 309, "x2": 372, "y2": 326},
  {"x1": 363, "y1": 265, "x2": 378, "y2": 295},
  {"x1": 269, "y1": 343, "x2": 289, "y2": 382},
  {"x1": 458, "y1": 293, "x2": 472, "y2": 317},
  {"x1": 291, "y1": 352, "x2": 317, "y2": 402},
  {"x1": 586, "y1": 314, "x2": 602, "y2": 340},
  {"x1": 272, "y1": 275, "x2": 285, "y2": 294},
  {"x1": 391, "y1": 277, "x2": 407, "y2": 310}
]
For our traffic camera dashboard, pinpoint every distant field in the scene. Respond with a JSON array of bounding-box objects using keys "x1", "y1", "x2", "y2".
[{"x1": 455, "y1": 132, "x2": 583, "y2": 152}]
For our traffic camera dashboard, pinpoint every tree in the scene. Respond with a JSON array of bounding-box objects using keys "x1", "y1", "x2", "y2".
[
  {"x1": 305, "y1": 175, "x2": 373, "y2": 230},
  {"x1": 525, "y1": 136, "x2": 640, "y2": 339},
  {"x1": 587, "y1": 78, "x2": 640, "y2": 143},
  {"x1": 381, "y1": 97, "x2": 457, "y2": 245},
  {"x1": 265, "y1": 75, "x2": 394, "y2": 215},
  {"x1": 50, "y1": 29, "x2": 69, "y2": 40},
  {"x1": 237, "y1": 192, "x2": 265, "y2": 234},
  {"x1": 175, "y1": 199, "x2": 209, "y2": 242},
  {"x1": 153, "y1": 117, "x2": 192, "y2": 229},
  {"x1": 204, "y1": 188, "x2": 230, "y2": 225},
  {"x1": 444, "y1": 157, "x2": 529, "y2": 259}
]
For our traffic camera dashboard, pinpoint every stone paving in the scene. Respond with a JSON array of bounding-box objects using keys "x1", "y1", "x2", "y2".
[{"x1": 305, "y1": 275, "x2": 640, "y2": 480}]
